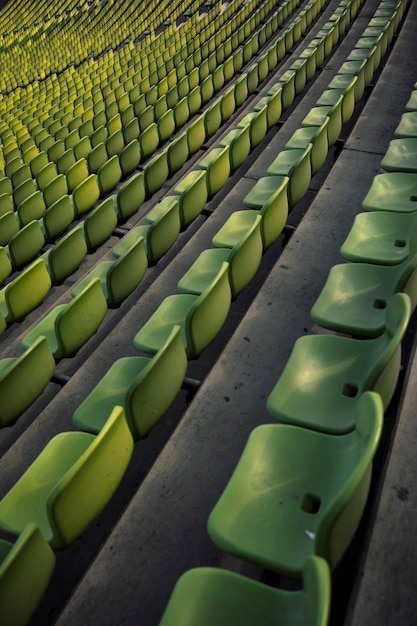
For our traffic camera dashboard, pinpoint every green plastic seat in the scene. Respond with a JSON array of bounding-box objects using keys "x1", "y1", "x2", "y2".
[
  {"x1": 42, "y1": 195, "x2": 75, "y2": 242},
  {"x1": 139, "y1": 124, "x2": 159, "y2": 162},
  {"x1": 106, "y1": 130, "x2": 124, "y2": 158},
  {"x1": 13, "y1": 178, "x2": 37, "y2": 212},
  {"x1": 173, "y1": 170, "x2": 208, "y2": 229},
  {"x1": 17, "y1": 190, "x2": 46, "y2": 226},
  {"x1": 204, "y1": 100, "x2": 222, "y2": 139},
  {"x1": 0, "y1": 247, "x2": 12, "y2": 286},
  {"x1": 57, "y1": 148, "x2": 76, "y2": 176},
  {"x1": 22, "y1": 278, "x2": 107, "y2": 360},
  {"x1": 0, "y1": 212, "x2": 19, "y2": 247},
  {"x1": 311, "y1": 244, "x2": 417, "y2": 335},
  {"x1": 43, "y1": 224, "x2": 87, "y2": 284},
  {"x1": 88, "y1": 142, "x2": 108, "y2": 174},
  {"x1": 243, "y1": 175, "x2": 289, "y2": 249},
  {"x1": 178, "y1": 212, "x2": 263, "y2": 299},
  {"x1": 66, "y1": 158, "x2": 89, "y2": 192},
  {"x1": 114, "y1": 196, "x2": 181, "y2": 265},
  {"x1": 134, "y1": 262, "x2": 231, "y2": 359},
  {"x1": 143, "y1": 150, "x2": 169, "y2": 198},
  {"x1": 74, "y1": 135, "x2": 92, "y2": 161},
  {"x1": 0, "y1": 336, "x2": 55, "y2": 428},
  {"x1": 341, "y1": 211, "x2": 417, "y2": 264},
  {"x1": 83, "y1": 196, "x2": 118, "y2": 253},
  {"x1": 267, "y1": 146, "x2": 312, "y2": 208},
  {"x1": 119, "y1": 140, "x2": 141, "y2": 178},
  {"x1": 73, "y1": 325, "x2": 187, "y2": 440},
  {"x1": 267, "y1": 293, "x2": 410, "y2": 434},
  {"x1": 43, "y1": 173, "x2": 68, "y2": 208},
  {"x1": 302, "y1": 99, "x2": 343, "y2": 148},
  {"x1": 380, "y1": 138, "x2": 417, "y2": 173},
  {"x1": 97, "y1": 155, "x2": 123, "y2": 196},
  {"x1": 72, "y1": 174, "x2": 100, "y2": 217},
  {"x1": 0, "y1": 406, "x2": 133, "y2": 550},
  {"x1": 159, "y1": 557, "x2": 330, "y2": 626},
  {"x1": 167, "y1": 134, "x2": 189, "y2": 177},
  {"x1": 71, "y1": 237, "x2": 147, "y2": 308},
  {"x1": 0, "y1": 259, "x2": 52, "y2": 324},
  {"x1": 219, "y1": 127, "x2": 251, "y2": 173},
  {"x1": 285, "y1": 119, "x2": 329, "y2": 175},
  {"x1": 394, "y1": 112, "x2": 417, "y2": 138},
  {"x1": 198, "y1": 146, "x2": 230, "y2": 199},
  {"x1": 208, "y1": 391, "x2": 383, "y2": 577},
  {"x1": 7, "y1": 220, "x2": 45, "y2": 270},
  {"x1": 255, "y1": 87, "x2": 283, "y2": 129},
  {"x1": 0, "y1": 523, "x2": 55, "y2": 626},
  {"x1": 187, "y1": 116, "x2": 206, "y2": 156},
  {"x1": 362, "y1": 172, "x2": 417, "y2": 213},
  {"x1": 238, "y1": 106, "x2": 268, "y2": 150},
  {"x1": 116, "y1": 171, "x2": 145, "y2": 224}
]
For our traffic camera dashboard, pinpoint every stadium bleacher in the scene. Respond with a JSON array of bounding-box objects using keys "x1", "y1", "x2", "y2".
[{"x1": 0, "y1": 0, "x2": 416, "y2": 623}]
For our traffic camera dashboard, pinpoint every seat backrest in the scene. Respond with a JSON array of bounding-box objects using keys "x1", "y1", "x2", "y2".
[
  {"x1": 66, "y1": 158, "x2": 89, "y2": 192},
  {"x1": 8, "y1": 220, "x2": 45, "y2": 270},
  {"x1": 42, "y1": 195, "x2": 75, "y2": 242},
  {"x1": 127, "y1": 325, "x2": 187, "y2": 440},
  {"x1": 84, "y1": 196, "x2": 118, "y2": 252},
  {"x1": 0, "y1": 336, "x2": 55, "y2": 427},
  {"x1": 54, "y1": 278, "x2": 107, "y2": 359},
  {"x1": 227, "y1": 214, "x2": 263, "y2": 298},
  {"x1": 316, "y1": 391, "x2": 383, "y2": 568},
  {"x1": 72, "y1": 174, "x2": 100, "y2": 217},
  {"x1": 17, "y1": 190, "x2": 46, "y2": 227},
  {"x1": 43, "y1": 172, "x2": 68, "y2": 207},
  {"x1": 106, "y1": 237, "x2": 148, "y2": 307},
  {"x1": 88, "y1": 142, "x2": 108, "y2": 173},
  {"x1": 0, "y1": 523, "x2": 55, "y2": 626},
  {"x1": 97, "y1": 155, "x2": 122, "y2": 195},
  {"x1": 0, "y1": 211, "x2": 19, "y2": 247},
  {"x1": 48, "y1": 405, "x2": 134, "y2": 549},
  {"x1": 45, "y1": 223, "x2": 87, "y2": 284},
  {"x1": 0, "y1": 258, "x2": 51, "y2": 323},
  {"x1": 186, "y1": 261, "x2": 232, "y2": 358},
  {"x1": 116, "y1": 171, "x2": 146, "y2": 223},
  {"x1": 143, "y1": 150, "x2": 169, "y2": 198}
]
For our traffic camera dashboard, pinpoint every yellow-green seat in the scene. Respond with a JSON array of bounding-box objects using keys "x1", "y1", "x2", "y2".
[
  {"x1": 405, "y1": 89, "x2": 417, "y2": 112},
  {"x1": 22, "y1": 278, "x2": 107, "y2": 360},
  {"x1": 143, "y1": 150, "x2": 169, "y2": 198},
  {"x1": 0, "y1": 523, "x2": 55, "y2": 626},
  {"x1": 43, "y1": 224, "x2": 87, "y2": 284},
  {"x1": 159, "y1": 557, "x2": 330, "y2": 626},
  {"x1": 0, "y1": 406, "x2": 133, "y2": 550},
  {"x1": 116, "y1": 171, "x2": 145, "y2": 224},
  {"x1": 43, "y1": 173, "x2": 68, "y2": 208},
  {"x1": 17, "y1": 189, "x2": 46, "y2": 226},
  {"x1": 380, "y1": 138, "x2": 417, "y2": 173},
  {"x1": 134, "y1": 262, "x2": 231, "y2": 359},
  {"x1": 87, "y1": 142, "x2": 108, "y2": 174},
  {"x1": 267, "y1": 145, "x2": 312, "y2": 208},
  {"x1": 42, "y1": 195, "x2": 75, "y2": 242},
  {"x1": 267, "y1": 293, "x2": 410, "y2": 434},
  {"x1": 72, "y1": 174, "x2": 100, "y2": 217},
  {"x1": 219, "y1": 126, "x2": 251, "y2": 173},
  {"x1": 71, "y1": 237, "x2": 147, "y2": 308},
  {"x1": 119, "y1": 140, "x2": 141, "y2": 178},
  {"x1": 208, "y1": 391, "x2": 383, "y2": 577},
  {"x1": 73, "y1": 326, "x2": 187, "y2": 440},
  {"x1": 83, "y1": 196, "x2": 118, "y2": 253},
  {"x1": 0, "y1": 337, "x2": 55, "y2": 428},
  {"x1": 7, "y1": 220, "x2": 45, "y2": 270},
  {"x1": 302, "y1": 98, "x2": 343, "y2": 148},
  {"x1": 66, "y1": 158, "x2": 89, "y2": 192},
  {"x1": 178, "y1": 212, "x2": 263, "y2": 299},
  {"x1": 173, "y1": 170, "x2": 208, "y2": 228},
  {"x1": 0, "y1": 258, "x2": 51, "y2": 323},
  {"x1": 198, "y1": 146, "x2": 230, "y2": 199},
  {"x1": 97, "y1": 155, "x2": 123, "y2": 196},
  {"x1": 243, "y1": 175, "x2": 289, "y2": 249}
]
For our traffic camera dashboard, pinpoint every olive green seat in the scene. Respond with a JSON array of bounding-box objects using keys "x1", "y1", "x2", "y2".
[
  {"x1": 173, "y1": 170, "x2": 208, "y2": 229},
  {"x1": 167, "y1": 135, "x2": 189, "y2": 177},
  {"x1": 243, "y1": 175, "x2": 289, "y2": 249},
  {"x1": 22, "y1": 278, "x2": 107, "y2": 360},
  {"x1": 302, "y1": 98, "x2": 343, "y2": 148},
  {"x1": 119, "y1": 140, "x2": 141, "y2": 178},
  {"x1": 341, "y1": 211, "x2": 417, "y2": 264},
  {"x1": 311, "y1": 242, "x2": 417, "y2": 336},
  {"x1": 0, "y1": 523, "x2": 55, "y2": 626},
  {"x1": 267, "y1": 293, "x2": 410, "y2": 434},
  {"x1": 237, "y1": 106, "x2": 268, "y2": 150},
  {"x1": 13, "y1": 179, "x2": 37, "y2": 212},
  {"x1": 362, "y1": 172, "x2": 417, "y2": 213},
  {"x1": 134, "y1": 262, "x2": 231, "y2": 359},
  {"x1": 394, "y1": 111, "x2": 417, "y2": 139},
  {"x1": 66, "y1": 158, "x2": 89, "y2": 192},
  {"x1": 42, "y1": 195, "x2": 75, "y2": 242},
  {"x1": 84, "y1": 196, "x2": 118, "y2": 252},
  {"x1": 380, "y1": 138, "x2": 417, "y2": 173},
  {"x1": 0, "y1": 259, "x2": 51, "y2": 323},
  {"x1": 116, "y1": 172, "x2": 145, "y2": 224},
  {"x1": 0, "y1": 337, "x2": 55, "y2": 428},
  {"x1": 198, "y1": 146, "x2": 230, "y2": 199},
  {"x1": 316, "y1": 79, "x2": 357, "y2": 124},
  {"x1": 17, "y1": 190, "x2": 46, "y2": 226},
  {"x1": 267, "y1": 146, "x2": 313, "y2": 208},
  {"x1": 143, "y1": 150, "x2": 169, "y2": 198},
  {"x1": 178, "y1": 212, "x2": 263, "y2": 299},
  {"x1": 208, "y1": 392, "x2": 382, "y2": 577},
  {"x1": 113, "y1": 196, "x2": 181, "y2": 265},
  {"x1": 0, "y1": 247, "x2": 12, "y2": 286},
  {"x1": 0, "y1": 212, "x2": 19, "y2": 247},
  {"x1": 73, "y1": 326, "x2": 187, "y2": 440},
  {"x1": 71, "y1": 237, "x2": 147, "y2": 308},
  {"x1": 0, "y1": 406, "x2": 133, "y2": 550},
  {"x1": 139, "y1": 124, "x2": 159, "y2": 161},
  {"x1": 7, "y1": 220, "x2": 45, "y2": 270},
  {"x1": 285, "y1": 119, "x2": 329, "y2": 175},
  {"x1": 87, "y1": 142, "x2": 108, "y2": 174},
  {"x1": 159, "y1": 557, "x2": 330, "y2": 626},
  {"x1": 405, "y1": 90, "x2": 417, "y2": 112},
  {"x1": 97, "y1": 155, "x2": 123, "y2": 196},
  {"x1": 187, "y1": 116, "x2": 206, "y2": 156},
  {"x1": 219, "y1": 126, "x2": 251, "y2": 173},
  {"x1": 43, "y1": 173, "x2": 68, "y2": 208},
  {"x1": 43, "y1": 224, "x2": 87, "y2": 284},
  {"x1": 72, "y1": 174, "x2": 100, "y2": 217}
]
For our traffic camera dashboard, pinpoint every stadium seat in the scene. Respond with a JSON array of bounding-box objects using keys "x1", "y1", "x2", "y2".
[
  {"x1": 73, "y1": 325, "x2": 187, "y2": 440},
  {"x1": 208, "y1": 392, "x2": 382, "y2": 576},
  {"x1": 243, "y1": 175, "x2": 289, "y2": 249},
  {"x1": 43, "y1": 224, "x2": 87, "y2": 284},
  {"x1": 267, "y1": 145, "x2": 313, "y2": 207},
  {"x1": 159, "y1": 557, "x2": 330, "y2": 626},
  {"x1": 0, "y1": 406, "x2": 134, "y2": 550},
  {"x1": 362, "y1": 172, "x2": 417, "y2": 213},
  {"x1": 0, "y1": 259, "x2": 51, "y2": 323},
  {"x1": 380, "y1": 138, "x2": 417, "y2": 173},
  {"x1": 134, "y1": 262, "x2": 231, "y2": 359},
  {"x1": 266, "y1": 293, "x2": 410, "y2": 434}
]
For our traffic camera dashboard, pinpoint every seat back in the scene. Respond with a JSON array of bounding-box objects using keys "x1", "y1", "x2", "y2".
[
  {"x1": 186, "y1": 262, "x2": 232, "y2": 358},
  {"x1": 366, "y1": 292, "x2": 411, "y2": 408},
  {"x1": 0, "y1": 259, "x2": 51, "y2": 323},
  {"x1": 42, "y1": 195, "x2": 75, "y2": 242},
  {"x1": 54, "y1": 278, "x2": 107, "y2": 359},
  {"x1": 119, "y1": 140, "x2": 141, "y2": 177},
  {"x1": 0, "y1": 336, "x2": 55, "y2": 427},
  {"x1": 316, "y1": 391, "x2": 383, "y2": 568},
  {"x1": 116, "y1": 171, "x2": 146, "y2": 223},
  {"x1": 97, "y1": 155, "x2": 122, "y2": 196},
  {"x1": 17, "y1": 190, "x2": 46, "y2": 226},
  {"x1": 127, "y1": 325, "x2": 187, "y2": 439},
  {"x1": 72, "y1": 174, "x2": 100, "y2": 217},
  {"x1": 84, "y1": 196, "x2": 118, "y2": 252},
  {"x1": 48, "y1": 406, "x2": 134, "y2": 549},
  {"x1": 0, "y1": 523, "x2": 55, "y2": 626},
  {"x1": 43, "y1": 173, "x2": 68, "y2": 207},
  {"x1": 0, "y1": 211, "x2": 19, "y2": 246},
  {"x1": 106, "y1": 237, "x2": 148, "y2": 308},
  {"x1": 227, "y1": 214, "x2": 263, "y2": 298},
  {"x1": 45, "y1": 224, "x2": 87, "y2": 284},
  {"x1": 66, "y1": 158, "x2": 89, "y2": 192},
  {"x1": 143, "y1": 150, "x2": 169, "y2": 198},
  {"x1": 8, "y1": 220, "x2": 45, "y2": 270}
]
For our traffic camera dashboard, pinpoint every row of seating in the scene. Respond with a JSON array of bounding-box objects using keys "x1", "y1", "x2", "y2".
[{"x1": 157, "y1": 0, "x2": 411, "y2": 623}]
